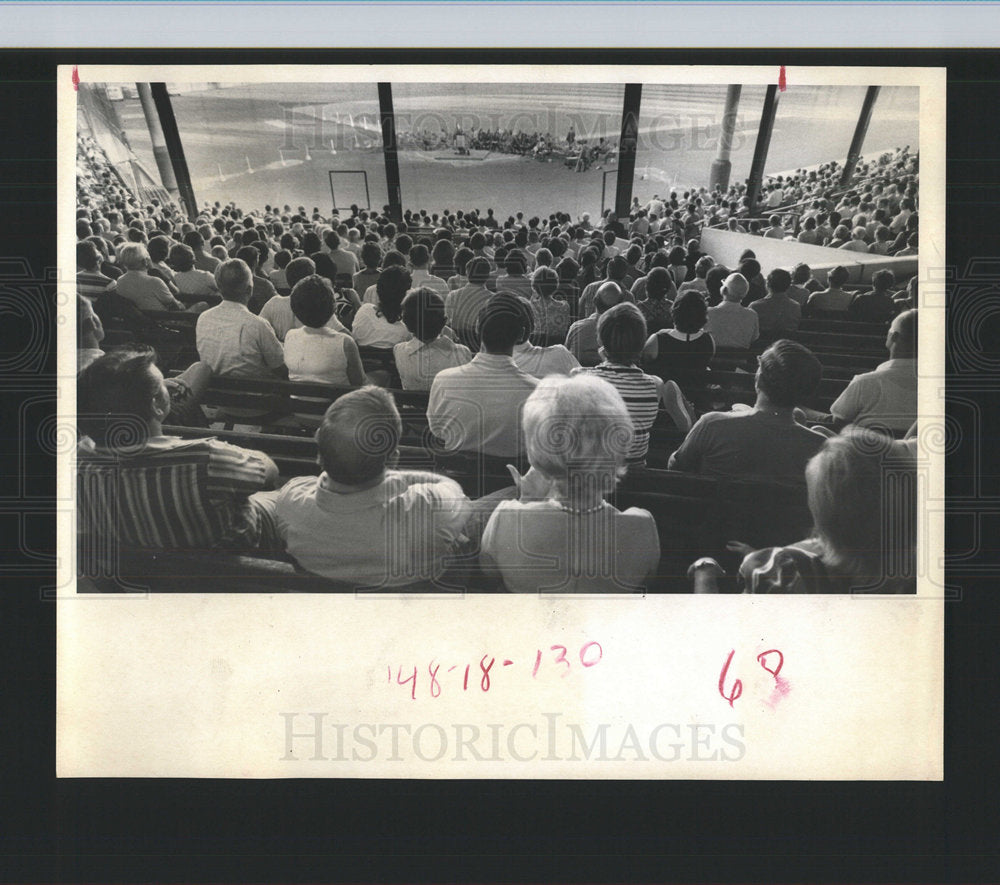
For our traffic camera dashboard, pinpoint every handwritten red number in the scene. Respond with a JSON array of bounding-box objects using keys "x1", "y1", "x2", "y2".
[
  {"x1": 757, "y1": 649, "x2": 784, "y2": 680},
  {"x1": 579, "y1": 641, "x2": 603, "y2": 667},
  {"x1": 551, "y1": 645, "x2": 571, "y2": 677},
  {"x1": 718, "y1": 649, "x2": 743, "y2": 707},
  {"x1": 396, "y1": 665, "x2": 417, "y2": 701},
  {"x1": 480, "y1": 655, "x2": 494, "y2": 692},
  {"x1": 532, "y1": 649, "x2": 542, "y2": 678},
  {"x1": 428, "y1": 660, "x2": 441, "y2": 698},
  {"x1": 463, "y1": 664, "x2": 470, "y2": 691}
]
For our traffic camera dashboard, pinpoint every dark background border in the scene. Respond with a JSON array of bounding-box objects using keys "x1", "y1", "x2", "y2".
[{"x1": 3, "y1": 48, "x2": 998, "y2": 884}]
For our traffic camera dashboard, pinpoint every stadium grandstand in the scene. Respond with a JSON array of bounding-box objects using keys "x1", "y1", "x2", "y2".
[{"x1": 74, "y1": 79, "x2": 920, "y2": 594}]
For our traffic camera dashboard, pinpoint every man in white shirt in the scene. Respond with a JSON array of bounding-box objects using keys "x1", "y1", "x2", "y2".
[
  {"x1": 705, "y1": 273, "x2": 760, "y2": 349},
  {"x1": 196, "y1": 258, "x2": 286, "y2": 380},
  {"x1": 830, "y1": 309, "x2": 917, "y2": 433},
  {"x1": 428, "y1": 293, "x2": 540, "y2": 458},
  {"x1": 407, "y1": 243, "x2": 449, "y2": 296},
  {"x1": 271, "y1": 387, "x2": 471, "y2": 588}
]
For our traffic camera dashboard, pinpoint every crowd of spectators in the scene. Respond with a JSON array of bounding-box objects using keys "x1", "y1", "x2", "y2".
[{"x1": 74, "y1": 137, "x2": 921, "y2": 593}]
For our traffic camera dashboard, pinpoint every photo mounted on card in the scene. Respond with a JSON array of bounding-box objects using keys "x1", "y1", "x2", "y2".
[{"x1": 57, "y1": 63, "x2": 944, "y2": 779}]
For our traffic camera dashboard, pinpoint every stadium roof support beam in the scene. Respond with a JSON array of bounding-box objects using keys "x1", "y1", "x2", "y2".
[
  {"x1": 745, "y1": 83, "x2": 780, "y2": 214},
  {"x1": 840, "y1": 85, "x2": 882, "y2": 187},
  {"x1": 613, "y1": 84, "x2": 642, "y2": 219},
  {"x1": 378, "y1": 82, "x2": 403, "y2": 224},
  {"x1": 148, "y1": 83, "x2": 198, "y2": 221},
  {"x1": 709, "y1": 85, "x2": 742, "y2": 192}
]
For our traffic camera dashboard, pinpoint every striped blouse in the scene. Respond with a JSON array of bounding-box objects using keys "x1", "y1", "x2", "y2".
[{"x1": 572, "y1": 362, "x2": 660, "y2": 463}]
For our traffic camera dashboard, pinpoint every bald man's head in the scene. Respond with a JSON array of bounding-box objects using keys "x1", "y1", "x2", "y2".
[{"x1": 594, "y1": 281, "x2": 624, "y2": 314}]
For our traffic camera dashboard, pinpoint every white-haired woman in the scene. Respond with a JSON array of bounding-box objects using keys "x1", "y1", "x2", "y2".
[
  {"x1": 114, "y1": 243, "x2": 206, "y2": 313},
  {"x1": 479, "y1": 374, "x2": 660, "y2": 593}
]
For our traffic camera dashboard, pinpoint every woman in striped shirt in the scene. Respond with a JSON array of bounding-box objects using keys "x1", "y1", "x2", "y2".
[{"x1": 572, "y1": 302, "x2": 694, "y2": 465}]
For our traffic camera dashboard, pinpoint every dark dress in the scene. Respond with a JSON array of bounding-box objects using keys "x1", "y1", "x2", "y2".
[{"x1": 645, "y1": 329, "x2": 715, "y2": 387}]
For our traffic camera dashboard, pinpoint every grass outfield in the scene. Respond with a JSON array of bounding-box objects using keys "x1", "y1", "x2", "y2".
[{"x1": 111, "y1": 82, "x2": 919, "y2": 219}]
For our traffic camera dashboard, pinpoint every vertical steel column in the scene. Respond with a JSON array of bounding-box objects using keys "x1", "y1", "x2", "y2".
[
  {"x1": 745, "y1": 83, "x2": 781, "y2": 213},
  {"x1": 378, "y1": 82, "x2": 403, "y2": 223},
  {"x1": 613, "y1": 83, "x2": 642, "y2": 219},
  {"x1": 709, "y1": 84, "x2": 742, "y2": 192},
  {"x1": 840, "y1": 85, "x2": 882, "y2": 186},
  {"x1": 136, "y1": 83, "x2": 178, "y2": 194},
  {"x1": 148, "y1": 83, "x2": 197, "y2": 220}
]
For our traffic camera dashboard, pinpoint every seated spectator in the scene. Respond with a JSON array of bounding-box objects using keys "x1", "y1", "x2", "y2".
[
  {"x1": 351, "y1": 265, "x2": 413, "y2": 348},
  {"x1": 827, "y1": 224, "x2": 851, "y2": 249},
  {"x1": 511, "y1": 295, "x2": 580, "y2": 377},
  {"x1": 829, "y1": 309, "x2": 917, "y2": 434},
  {"x1": 529, "y1": 266, "x2": 571, "y2": 343},
  {"x1": 324, "y1": 230, "x2": 360, "y2": 279},
  {"x1": 796, "y1": 215, "x2": 820, "y2": 245},
  {"x1": 269, "y1": 249, "x2": 293, "y2": 292},
  {"x1": 839, "y1": 226, "x2": 871, "y2": 253},
  {"x1": 270, "y1": 387, "x2": 471, "y2": 587},
  {"x1": 431, "y1": 238, "x2": 456, "y2": 282},
  {"x1": 114, "y1": 243, "x2": 199, "y2": 313},
  {"x1": 787, "y1": 262, "x2": 819, "y2": 307},
  {"x1": 363, "y1": 249, "x2": 407, "y2": 304},
  {"x1": 763, "y1": 214, "x2": 786, "y2": 239},
  {"x1": 666, "y1": 245, "x2": 689, "y2": 289},
  {"x1": 703, "y1": 264, "x2": 730, "y2": 307},
  {"x1": 895, "y1": 231, "x2": 919, "y2": 256},
  {"x1": 573, "y1": 302, "x2": 693, "y2": 463},
  {"x1": 642, "y1": 289, "x2": 715, "y2": 386},
  {"x1": 428, "y1": 293, "x2": 540, "y2": 458},
  {"x1": 496, "y1": 249, "x2": 533, "y2": 299},
  {"x1": 237, "y1": 245, "x2": 278, "y2": 315},
  {"x1": 283, "y1": 275, "x2": 366, "y2": 387},
  {"x1": 86, "y1": 235, "x2": 123, "y2": 281},
  {"x1": 806, "y1": 265, "x2": 853, "y2": 315},
  {"x1": 849, "y1": 269, "x2": 898, "y2": 324},
  {"x1": 749, "y1": 267, "x2": 802, "y2": 336},
  {"x1": 77, "y1": 240, "x2": 114, "y2": 302},
  {"x1": 893, "y1": 276, "x2": 917, "y2": 314},
  {"x1": 445, "y1": 256, "x2": 494, "y2": 349},
  {"x1": 184, "y1": 230, "x2": 220, "y2": 273},
  {"x1": 77, "y1": 293, "x2": 105, "y2": 372},
  {"x1": 448, "y1": 246, "x2": 474, "y2": 291},
  {"x1": 706, "y1": 272, "x2": 760, "y2": 349},
  {"x1": 578, "y1": 255, "x2": 633, "y2": 316},
  {"x1": 667, "y1": 339, "x2": 826, "y2": 481},
  {"x1": 407, "y1": 242, "x2": 449, "y2": 296},
  {"x1": 678, "y1": 255, "x2": 714, "y2": 296},
  {"x1": 169, "y1": 243, "x2": 219, "y2": 301},
  {"x1": 260, "y1": 256, "x2": 348, "y2": 341},
  {"x1": 635, "y1": 266, "x2": 675, "y2": 335},
  {"x1": 692, "y1": 430, "x2": 916, "y2": 593},
  {"x1": 77, "y1": 347, "x2": 279, "y2": 552},
  {"x1": 554, "y1": 256, "x2": 580, "y2": 314},
  {"x1": 479, "y1": 374, "x2": 660, "y2": 593},
  {"x1": 352, "y1": 242, "x2": 382, "y2": 296},
  {"x1": 146, "y1": 235, "x2": 178, "y2": 288},
  {"x1": 566, "y1": 281, "x2": 624, "y2": 367},
  {"x1": 394, "y1": 287, "x2": 472, "y2": 390},
  {"x1": 870, "y1": 224, "x2": 894, "y2": 255},
  {"x1": 196, "y1": 258, "x2": 286, "y2": 380},
  {"x1": 738, "y1": 257, "x2": 766, "y2": 305}
]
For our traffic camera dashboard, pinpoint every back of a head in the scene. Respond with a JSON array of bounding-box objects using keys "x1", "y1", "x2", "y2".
[
  {"x1": 375, "y1": 266, "x2": 412, "y2": 322},
  {"x1": 792, "y1": 263, "x2": 811, "y2": 285},
  {"x1": 505, "y1": 249, "x2": 527, "y2": 276},
  {"x1": 890, "y1": 309, "x2": 917, "y2": 356},
  {"x1": 607, "y1": 255, "x2": 629, "y2": 282},
  {"x1": 119, "y1": 243, "x2": 149, "y2": 272},
  {"x1": 77, "y1": 348, "x2": 160, "y2": 447},
  {"x1": 806, "y1": 429, "x2": 916, "y2": 581},
  {"x1": 324, "y1": 230, "x2": 341, "y2": 251},
  {"x1": 739, "y1": 258, "x2": 761, "y2": 280},
  {"x1": 478, "y1": 292, "x2": 529, "y2": 353},
  {"x1": 645, "y1": 266, "x2": 671, "y2": 301},
  {"x1": 594, "y1": 281, "x2": 624, "y2": 314},
  {"x1": 285, "y1": 256, "x2": 317, "y2": 291},
  {"x1": 409, "y1": 243, "x2": 430, "y2": 268},
  {"x1": 522, "y1": 374, "x2": 634, "y2": 487},
  {"x1": 872, "y1": 268, "x2": 895, "y2": 292},
  {"x1": 316, "y1": 387, "x2": 402, "y2": 486},
  {"x1": 467, "y1": 256, "x2": 492, "y2": 285},
  {"x1": 829, "y1": 265, "x2": 850, "y2": 288},
  {"x1": 77, "y1": 240, "x2": 100, "y2": 271},
  {"x1": 556, "y1": 256, "x2": 579, "y2": 282},
  {"x1": 236, "y1": 245, "x2": 259, "y2": 272},
  {"x1": 215, "y1": 258, "x2": 253, "y2": 301},
  {"x1": 532, "y1": 266, "x2": 558, "y2": 298},
  {"x1": 147, "y1": 235, "x2": 171, "y2": 264},
  {"x1": 766, "y1": 267, "x2": 792, "y2": 296},
  {"x1": 756, "y1": 339, "x2": 823, "y2": 407},
  {"x1": 290, "y1": 274, "x2": 335, "y2": 328},
  {"x1": 402, "y1": 287, "x2": 447, "y2": 343},
  {"x1": 722, "y1": 272, "x2": 749, "y2": 303},
  {"x1": 694, "y1": 255, "x2": 715, "y2": 279},
  {"x1": 168, "y1": 243, "x2": 195, "y2": 273},
  {"x1": 598, "y1": 301, "x2": 647, "y2": 365},
  {"x1": 671, "y1": 289, "x2": 708, "y2": 333}
]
